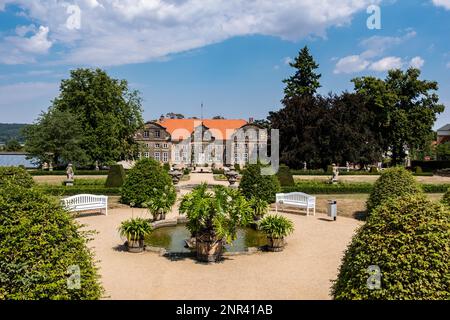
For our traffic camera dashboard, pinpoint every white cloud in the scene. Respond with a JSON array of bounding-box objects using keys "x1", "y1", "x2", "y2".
[
  {"x1": 334, "y1": 30, "x2": 418, "y2": 74},
  {"x1": 0, "y1": 0, "x2": 379, "y2": 66},
  {"x1": 369, "y1": 56, "x2": 404, "y2": 72},
  {"x1": 334, "y1": 55, "x2": 370, "y2": 74},
  {"x1": 6, "y1": 26, "x2": 52, "y2": 54},
  {"x1": 432, "y1": 0, "x2": 450, "y2": 10},
  {"x1": 446, "y1": 62, "x2": 450, "y2": 68},
  {"x1": 359, "y1": 31, "x2": 416, "y2": 59},
  {"x1": 409, "y1": 56, "x2": 425, "y2": 69},
  {"x1": 0, "y1": 24, "x2": 52, "y2": 64}
]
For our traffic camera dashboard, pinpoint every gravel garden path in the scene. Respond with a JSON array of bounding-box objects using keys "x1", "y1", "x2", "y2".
[{"x1": 78, "y1": 202, "x2": 361, "y2": 300}]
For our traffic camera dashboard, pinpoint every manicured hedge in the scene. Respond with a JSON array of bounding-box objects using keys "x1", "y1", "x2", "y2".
[
  {"x1": 291, "y1": 169, "x2": 432, "y2": 176},
  {"x1": 411, "y1": 160, "x2": 450, "y2": 172},
  {"x1": 0, "y1": 184, "x2": 103, "y2": 299},
  {"x1": 282, "y1": 182, "x2": 373, "y2": 194},
  {"x1": 38, "y1": 185, "x2": 121, "y2": 196},
  {"x1": 281, "y1": 181, "x2": 450, "y2": 194},
  {"x1": 332, "y1": 194, "x2": 450, "y2": 300},
  {"x1": 29, "y1": 170, "x2": 110, "y2": 176}
]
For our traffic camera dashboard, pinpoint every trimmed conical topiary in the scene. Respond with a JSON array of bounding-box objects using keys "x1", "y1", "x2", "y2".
[
  {"x1": 366, "y1": 166, "x2": 421, "y2": 213},
  {"x1": 276, "y1": 164, "x2": 295, "y2": 187},
  {"x1": 105, "y1": 164, "x2": 126, "y2": 187},
  {"x1": 332, "y1": 194, "x2": 450, "y2": 300}
]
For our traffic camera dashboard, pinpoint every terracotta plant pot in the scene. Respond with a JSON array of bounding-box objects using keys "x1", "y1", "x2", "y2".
[
  {"x1": 127, "y1": 238, "x2": 144, "y2": 253},
  {"x1": 196, "y1": 238, "x2": 224, "y2": 262},
  {"x1": 267, "y1": 237, "x2": 285, "y2": 252}
]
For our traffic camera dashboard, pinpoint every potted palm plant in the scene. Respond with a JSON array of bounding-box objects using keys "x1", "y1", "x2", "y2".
[
  {"x1": 249, "y1": 198, "x2": 269, "y2": 224},
  {"x1": 143, "y1": 185, "x2": 176, "y2": 221},
  {"x1": 179, "y1": 183, "x2": 253, "y2": 262},
  {"x1": 118, "y1": 218, "x2": 153, "y2": 253},
  {"x1": 259, "y1": 215, "x2": 294, "y2": 252}
]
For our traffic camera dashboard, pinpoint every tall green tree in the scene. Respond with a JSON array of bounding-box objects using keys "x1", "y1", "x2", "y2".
[
  {"x1": 23, "y1": 108, "x2": 88, "y2": 166},
  {"x1": 4, "y1": 139, "x2": 22, "y2": 152},
  {"x1": 353, "y1": 68, "x2": 444, "y2": 165},
  {"x1": 283, "y1": 46, "x2": 321, "y2": 98},
  {"x1": 52, "y1": 68, "x2": 144, "y2": 165}
]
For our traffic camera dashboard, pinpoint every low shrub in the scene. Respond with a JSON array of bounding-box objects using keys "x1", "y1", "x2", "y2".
[
  {"x1": 29, "y1": 170, "x2": 109, "y2": 176},
  {"x1": 0, "y1": 184, "x2": 103, "y2": 299},
  {"x1": 0, "y1": 166, "x2": 34, "y2": 188},
  {"x1": 239, "y1": 163, "x2": 281, "y2": 203},
  {"x1": 212, "y1": 168, "x2": 225, "y2": 175},
  {"x1": 120, "y1": 158, "x2": 176, "y2": 208},
  {"x1": 38, "y1": 185, "x2": 121, "y2": 196},
  {"x1": 282, "y1": 181, "x2": 449, "y2": 194},
  {"x1": 105, "y1": 164, "x2": 126, "y2": 187},
  {"x1": 366, "y1": 167, "x2": 421, "y2": 213},
  {"x1": 332, "y1": 194, "x2": 450, "y2": 300}
]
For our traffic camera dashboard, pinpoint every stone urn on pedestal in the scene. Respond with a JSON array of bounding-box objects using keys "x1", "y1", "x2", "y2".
[
  {"x1": 169, "y1": 170, "x2": 183, "y2": 185},
  {"x1": 225, "y1": 170, "x2": 238, "y2": 186}
]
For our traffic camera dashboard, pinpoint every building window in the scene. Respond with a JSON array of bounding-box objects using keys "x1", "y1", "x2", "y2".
[
  {"x1": 154, "y1": 152, "x2": 160, "y2": 161},
  {"x1": 163, "y1": 143, "x2": 168, "y2": 149},
  {"x1": 144, "y1": 152, "x2": 149, "y2": 158},
  {"x1": 138, "y1": 152, "x2": 142, "y2": 159},
  {"x1": 163, "y1": 152, "x2": 168, "y2": 163},
  {"x1": 155, "y1": 130, "x2": 161, "y2": 138},
  {"x1": 155, "y1": 143, "x2": 160, "y2": 148},
  {"x1": 143, "y1": 130, "x2": 149, "y2": 138},
  {"x1": 243, "y1": 153, "x2": 249, "y2": 162}
]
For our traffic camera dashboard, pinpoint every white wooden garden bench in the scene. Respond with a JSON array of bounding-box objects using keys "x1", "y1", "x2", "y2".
[
  {"x1": 275, "y1": 192, "x2": 316, "y2": 216},
  {"x1": 61, "y1": 194, "x2": 108, "y2": 216}
]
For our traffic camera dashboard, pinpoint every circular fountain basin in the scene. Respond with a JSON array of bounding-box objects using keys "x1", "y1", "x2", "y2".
[{"x1": 145, "y1": 223, "x2": 267, "y2": 254}]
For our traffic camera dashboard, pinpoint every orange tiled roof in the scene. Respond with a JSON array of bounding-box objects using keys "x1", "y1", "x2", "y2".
[{"x1": 157, "y1": 118, "x2": 248, "y2": 141}]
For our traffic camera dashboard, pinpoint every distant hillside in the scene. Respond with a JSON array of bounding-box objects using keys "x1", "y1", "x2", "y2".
[{"x1": 0, "y1": 123, "x2": 28, "y2": 144}]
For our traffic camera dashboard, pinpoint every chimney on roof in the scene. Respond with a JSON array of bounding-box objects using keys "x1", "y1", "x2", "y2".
[
  {"x1": 159, "y1": 114, "x2": 165, "y2": 122},
  {"x1": 249, "y1": 117, "x2": 254, "y2": 123}
]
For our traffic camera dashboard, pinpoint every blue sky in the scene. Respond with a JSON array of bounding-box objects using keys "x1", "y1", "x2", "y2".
[{"x1": 0, "y1": 0, "x2": 449, "y2": 129}]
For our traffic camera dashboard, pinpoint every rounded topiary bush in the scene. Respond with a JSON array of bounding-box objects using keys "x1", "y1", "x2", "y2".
[
  {"x1": 0, "y1": 166, "x2": 34, "y2": 188},
  {"x1": 366, "y1": 167, "x2": 421, "y2": 213},
  {"x1": 276, "y1": 164, "x2": 295, "y2": 187},
  {"x1": 0, "y1": 184, "x2": 102, "y2": 299},
  {"x1": 332, "y1": 194, "x2": 450, "y2": 300},
  {"x1": 239, "y1": 163, "x2": 281, "y2": 203},
  {"x1": 120, "y1": 158, "x2": 176, "y2": 208},
  {"x1": 105, "y1": 164, "x2": 126, "y2": 187}
]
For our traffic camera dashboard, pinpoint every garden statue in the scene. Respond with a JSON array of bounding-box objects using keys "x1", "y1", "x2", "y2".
[
  {"x1": 346, "y1": 161, "x2": 350, "y2": 172},
  {"x1": 48, "y1": 161, "x2": 53, "y2": 172},
  {"x1": 65, "y1": 163, "x2": 74, "y2": 186},
  {"x1": 225, "y1": 170, "x2": 238, "y2": 186},
  {"x1": 331, "y1": 165, "x2": 339, "y2": 184},
  {"x1": 303, "y1": 161, "x2": 307, "y2": 170},
  {"x1": 95, "y1": 160, "x2": 99, "y2": 171}
]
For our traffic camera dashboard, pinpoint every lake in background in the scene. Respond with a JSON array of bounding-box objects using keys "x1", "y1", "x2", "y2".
[{"x1": 0, "y1": 153, "x2": 38, "y2": 168}]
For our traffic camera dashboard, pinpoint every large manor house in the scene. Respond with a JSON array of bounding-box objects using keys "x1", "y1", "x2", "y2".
[{"x1": 134, "y1": 116, "x2": 268, "y2": 168}]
